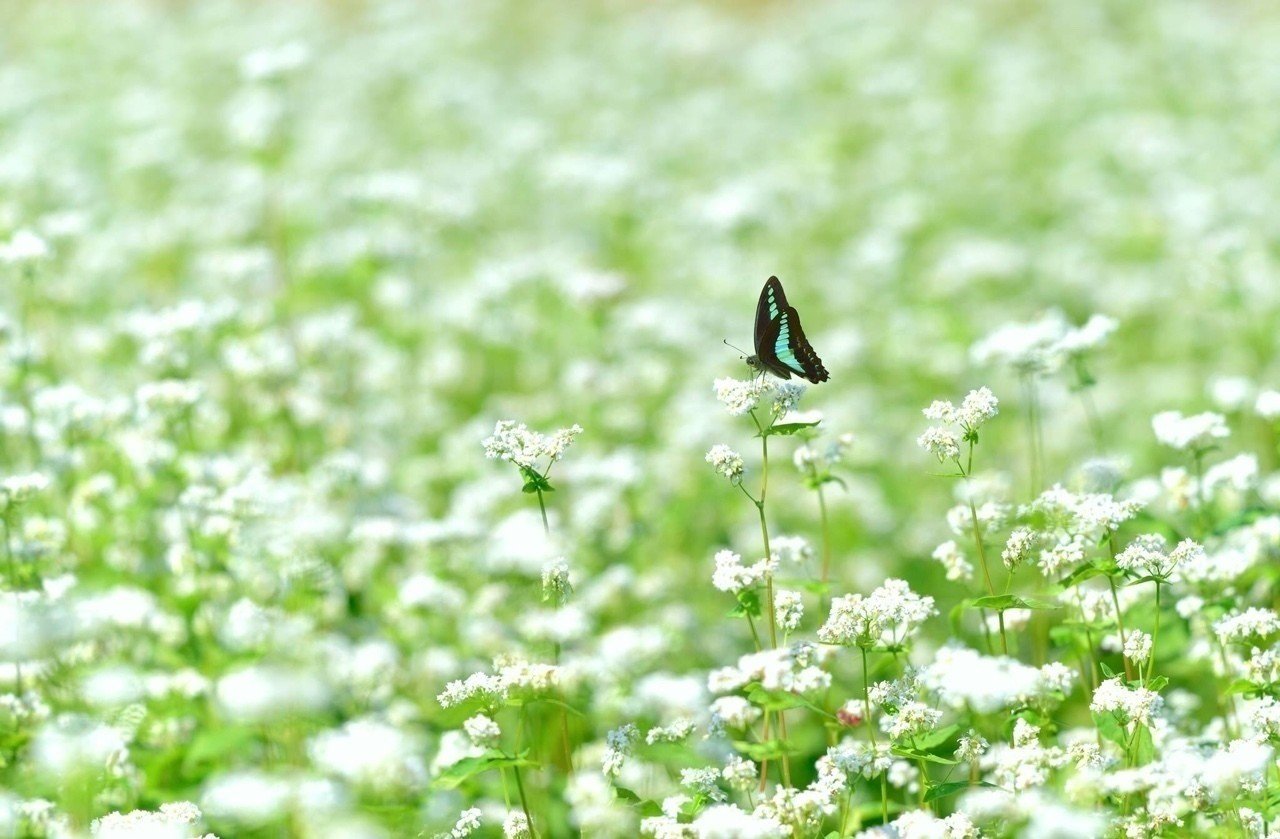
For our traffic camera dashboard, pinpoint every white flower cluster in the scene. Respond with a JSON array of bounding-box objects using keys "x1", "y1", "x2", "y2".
[
  {"x1": 1090, "y1": 678, "x2": 1162, "y2": 726},
  {"x1": 917, "y1": 387, "x2": 999, "y2": 462},
  {"x1": 1151, "y1": 410, "x2": 1229, "y2": 452},
  {"x1": 711, "y1": 549, "x2": 775, "y2": 594},
  {"x1": 971, "y1": 310, "x2": 1117, "y2": 375},
  {"x1": 818, "y1": 579, "x2": 936, "y2": 648},
  {"x1": 91, "y1": 802, "x2": 214, "y2": 839},
  {"x1": 708, "y1": 644, "x2": 831, "y2": 695},
  {"x1": 931, "y1": 540, "x2": 974, "y2": 581},
  {"x1": 705, "y1": 444, "x2": 745, "y2": 484},
  {"x1": 712, "y1": 376, "x2": 776, "y2": 416},
  {"x1": 483, "y1": 420, "x2": 584, "y2": 470}
]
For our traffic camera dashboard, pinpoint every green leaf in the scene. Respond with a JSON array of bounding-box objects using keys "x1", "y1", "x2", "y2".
[
  {"x1": 182, "y1": 726, "x2": 260, "y2": 776},
  {"x1": 745, "y1": 685, "x2": 808, "y2": 712},
  {"x1": 1225, "y1": 678, "x2": 1263, "y2": 696},
  {"x1": 1132, "y1": 724, "x2": 1155, "y2": 765},
  {"x1": 432, "y1": 751, "x2": 537, "y2": 790},
  {"x1": 892, "y1": 746, "x2": 959, "y2": 765},
  {"x1": 968, "y1": 594, "x2": 1060, "y2": 611},
  {"x1": 924, "y1": 780, "x2": 998, "y2": 803},
  {"x1": 1092, "y1": 712, "x2": 1126, "y2": 750},
  {"x1": 614, "y1": 786, "x2": 662, "y2": 817},
  {"x1": 770, "y1": 417, "x2": 823, "y2": 436},
  {"x1": 733, "y1": 739, "x2": 790, "y2": 761},
  {"x1": 911, "y1": 724, "x2": 960, "y2": 752},
  {"x1": 729, "y1": 589, "x2": 762, "y2": 619},
  {"x1": 1099, "y1": 662, "x2": 1117, "y2": 679},
  {"x1": 1059, "y1": 562, "x2": 1110, "y2": 588}
]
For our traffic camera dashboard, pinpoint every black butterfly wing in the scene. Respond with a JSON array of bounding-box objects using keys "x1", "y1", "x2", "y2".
[
  {"x1": 781, "y1": 305, "x2": 830, "y2": 384},
  {"x1": 754, "y1": 276, "x2": 790, "y2": 350},
  {"x1": 753, "y1": 277, "x2": 828, "y2": 384},
  {"x1": 756, "y1": 313, "x2": 793, "y2": 380}
]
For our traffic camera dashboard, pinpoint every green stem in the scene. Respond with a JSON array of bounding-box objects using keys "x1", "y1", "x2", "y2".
[
  {"x1": 862, "y1": 646, "x2": 887, "y2": 825},
  {"x1": 966, "y1": 498, "x2": 1007, "y2": 654},
  {"x1": 512, "y1": 765, "x2": 538, "y2": 839},
  {"x1": 1106, "y1": 572, "x2": 1134, "y2": 681},
  {"x1": 535, "y1": 488, "x2": 550, "y2": 536},
  {"x1": 3, "y1": 514, "x2": 19, "y2": 694},
  {"x1": 817, "y1": 482, "x2": 832, "y2": 588},
  {"x1": 1191, "y1": 451, "x2": 1209, "y2": 537},
  {"x1": 1145, "y1": 582, "x2": 1161, "y2": 683}
]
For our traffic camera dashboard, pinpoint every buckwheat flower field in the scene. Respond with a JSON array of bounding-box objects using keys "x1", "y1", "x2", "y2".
[{"x1": 5, "y1": 1, "x2": 1280, "y2": 837}]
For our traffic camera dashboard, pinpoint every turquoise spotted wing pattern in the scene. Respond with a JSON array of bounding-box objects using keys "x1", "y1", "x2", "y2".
[{"x1": 751, "y1": 277, "x2": 829, "y2": 384}]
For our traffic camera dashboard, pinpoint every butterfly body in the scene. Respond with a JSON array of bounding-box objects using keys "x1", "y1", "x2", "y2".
[{"x1": 746, "y1": 276, "x2": 829, "y2": 384}]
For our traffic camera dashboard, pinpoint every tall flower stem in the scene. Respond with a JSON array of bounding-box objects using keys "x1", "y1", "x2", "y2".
[
  {"x1": 2, "y1": 513, "x2": 19, "y2": 694},
  {"x1": 535, "y1": 488, "x2": 550, "y2": 536},
  {"x1": 966, "y1": 497, "x2": 1007, "y2": 655},
  {"x1": 1106, "y1": 540, "x2": 1135, "y2": 681},
  {"x1": 513, "y1": 708, "x2": 540, "y2": 839},
  {"x1": 957, "y1": 446, "x2": 1008, "y2": 655},
  {"x1": 1143, "y1": 582, "x2": 1161, "y2": 685},
  {"x1": 1191, "y1": 451, "x2": 1210, "y2": 538},
  {"x1": 862, "y1": 646, "x2": 888, "y2": 825},
  {"x1": 817, "y1": 483, "x2": 832, "y2": 590},
  {"x1": 749, "y1": 411, "x2": 789, "y2": 785},
  {"x1": 1021, "y1": 375, "x2": 1044, "y2": 496}
]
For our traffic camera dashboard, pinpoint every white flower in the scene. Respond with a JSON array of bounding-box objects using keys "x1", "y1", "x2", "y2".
[
  {"x1": 818, "y1": 579, "x2": 935, "y2": 648},
  {"x1": 883, "y1": 701, "x2": 943, "y2": 741},
  {"x1": 602, "y1": 724, "x2": 638, "y2": 777},
  {"x1": 680, "y1": 767, "x2": 726, "y2": 801},
  {"x1": 1038, "y1": 534, "x2": 1086, "y2": 577},
  {"x1": 711, "y1": 549, "x2": 774, "y2": 594},
  {"x1": 931, "y1": 541, "x2": 973, "y2": 581},
  {"x1": 1123, "y1": 631, "x2": 1153, "y2": 664},
  {"x1": 917, "y1": 426, "x2": 961, "y2": 461},
  {"x1": 541, "y1": 558, "x2": 572, "y2": 603},
  {"x1": 437, "y1": 672, "x2": 505, "y2": 709},
  {"x1": 713, "y1": 377, "x2": 773, "y2": 416},
  {"x1": 722, "y1": 756, "x2": 757, "y2": 790},
  {"x1": 770, "y1": 535, "x2": 813, "y2": 564},
  {"x1": 1057, "y1": 314, "x2": 1118, "y2": 356},
  {"x1": 646, "y1": 719, "x2": 697, "y2": 745},
  {"x1": 709, "y1": 696, "x2": 762, "y2": 730},
  {"x1": 775, "y1": 589, "x2": 804, "y2": 632},
  {"x1": 1215, "y1": 608, "x2": 1280, "y2": 646},
  {"x1": 463, "y1": 714, "x2": 501, "y2": 747},
  {"x1": 483, "y1": 420, "x2": 583, "y2": 470},
  {"x1": 503, "y1": 811, "x2": 532, "y2": 839},
  {"x1": 308, "y1": 718, "x2": 426, "y2": 791},
  {"x1": 1001, "y1": 527, "x2": 1038, "y2": 570},
  {"x1": 918, "y1": 388, "x2": 999, "y2": 461},
  {"x1": 957, "y1": 387, "x2": 1000, "y2": 428},
  {"x1": 1256, "y1": 390, "x2": 1280, "y2": 421},
  {"x1": 91, "y1": 802, "x2": 206, "y2": 839},
  {"x1": 689, "y1": 805, "x2": 785, "y2": 838},
  {"x1": 1090, "y1": 678, "x2": 1161, "y2": 726},
  {"x1": 0, "y1": 229, "x2": 51, "y2": 265},
  {"x1": 0, "y1": 472, "x2": 50, "y2": 508},
  {"x1": 922, "y1": 646, "x2": 1066, "y2": 713},
  {"x1": 447, "y1": 808, "x2": 483, "y2": 838},
  {"x1": 891, "y1": 809, "x2": 981, "y2": 839},
  {"x1": 705, "y1": 445, "x2": 744, "y2": 484},
  {"x1": 956, "y1": 731, "x2": 988, "y2": 762},
  {"x1": 971, "y1": 312, "x2": 1069, "y2": 374},
  {"x1": 1151, "y1": 410, "x2": 1229, "y2": 451}
]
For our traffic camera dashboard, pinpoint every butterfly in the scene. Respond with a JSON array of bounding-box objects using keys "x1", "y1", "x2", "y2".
[{"x1": 745, "y1": 276, "x2": 829, "y2": 384}]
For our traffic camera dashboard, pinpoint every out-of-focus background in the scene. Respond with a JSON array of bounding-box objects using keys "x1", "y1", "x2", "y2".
[{"x1": 2, "y1": 0, "x2": 1279, "y2": 835}]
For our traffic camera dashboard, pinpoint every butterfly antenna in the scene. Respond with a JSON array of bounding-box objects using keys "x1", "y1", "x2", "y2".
[{"x1": 722, "y1": 338, "x2": 748, "y2": 359}]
